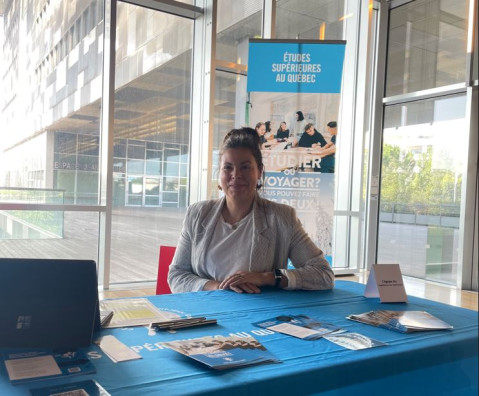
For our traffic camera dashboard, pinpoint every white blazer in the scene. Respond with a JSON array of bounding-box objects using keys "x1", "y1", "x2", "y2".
[{"x1": 167, "y1": 194, "x2": 334, "y2": 293}]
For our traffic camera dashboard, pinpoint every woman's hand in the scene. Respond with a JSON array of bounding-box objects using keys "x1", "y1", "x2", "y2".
[
  {"x1": 219, "y1": 271, "x2": 275, "y2": 294},
  {"x1": 203, "y1": 280, "x2": 221, "y2": 291}
]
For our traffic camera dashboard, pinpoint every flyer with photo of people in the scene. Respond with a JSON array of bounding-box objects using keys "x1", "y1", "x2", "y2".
[{"x1": 247, "y1": 40, "x2": 345, "y2": 262}]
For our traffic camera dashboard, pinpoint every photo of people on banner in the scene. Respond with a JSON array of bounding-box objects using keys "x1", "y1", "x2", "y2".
[{"x1": 247, "y1": 39, "x2": 346, "y2": 262}]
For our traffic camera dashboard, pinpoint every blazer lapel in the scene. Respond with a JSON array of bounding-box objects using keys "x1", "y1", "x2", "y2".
[
  {"x1": 196, "y1": 197, "x2": 225, "y2": 270},
  {"x1": 250, "y1": 195, "x2": 274, "y2": 271}
]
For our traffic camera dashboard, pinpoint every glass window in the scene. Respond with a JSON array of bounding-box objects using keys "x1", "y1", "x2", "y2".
[
  {"x1": 127, "y1": 159, "x2": 145, "y2": 174},
  {"x1": 386, "y1": 0, "x2": 469, "y2": 96},
  {"x1": 275, "y1": 0, "x2": 345, "y2": 40},
  {"x1": 110, "y1": 3, "x2": 193, "y2": 283},
  {"x1": 216, "y1": 0, "x2": 262, "y2": 64},
  {"x1": 378, "y1": 94, "x2": 467, "y2": 284},
  {"x1": 0, "y1": 210, "x2": 98, "y2": 260},
  {"x1": 145, "y1": 160, "x2": 161, "y2": 175}
]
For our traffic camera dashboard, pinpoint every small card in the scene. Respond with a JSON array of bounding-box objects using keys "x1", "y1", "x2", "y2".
[
  {"x1": 268, "y1": 323, "x2": 322, "y2": 339},
  {"x1": 5, "y1": 355, "x2": 61, "y2": 382},
  {"x1": 98, "y1": 335, "x2": 142, "y2": 363},
  {"x1": 364, "y1": 264, "x2": 407, "y2": 303},
  {"x1": 323, "y1": 332, "x2": 387, "y2": 350}
]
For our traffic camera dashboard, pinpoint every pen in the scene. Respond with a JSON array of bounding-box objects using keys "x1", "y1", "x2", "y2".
[
  {"x1": 151, "y1": 317, "x2": 207, "y2": 328},
  {"x1": 165, "y1": 319, "x2": 217, "y2": 330}
]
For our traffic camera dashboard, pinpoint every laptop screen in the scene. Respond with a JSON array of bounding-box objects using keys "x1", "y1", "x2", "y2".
[{"x1": 0, "y1": 258, "x2": 99, "y2": 350}]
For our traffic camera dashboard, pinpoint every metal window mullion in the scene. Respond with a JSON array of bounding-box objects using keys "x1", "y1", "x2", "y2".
[
  {"x1": 383, "y1": 83, "x2": 467, "y2": 106},
  {"x1": 465, "y1": 0, "x2": 477, "y2": 87},
  {"x1": 262, "y1": 0, "x2": 275, "y2": 39},
  {"x1": 458, "y1": 86, "x2": 478, "y2": 290},
  {"x1": 98, "y1": 0, "x2": 117, "y2": 290},
  {"x1": 364, "y1": 0, "x2": 389, "y2": 271},
  {"x1": 190, "y1": 0, "x2": 215, "y2": 203}
]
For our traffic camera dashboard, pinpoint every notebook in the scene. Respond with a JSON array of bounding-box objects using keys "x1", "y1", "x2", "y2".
[{"x1": 0, "y1": 258, "x2": 99, "y2": 350}]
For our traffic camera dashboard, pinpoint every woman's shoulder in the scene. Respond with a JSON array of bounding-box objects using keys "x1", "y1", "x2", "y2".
[{"x1": 186, "y1": 199, "x2": 222, "y2": 220}]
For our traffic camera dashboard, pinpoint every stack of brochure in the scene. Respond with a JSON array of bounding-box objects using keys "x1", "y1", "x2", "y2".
[
  {"x1": 347, "y1": 310, "x2": 453, "y2": 333},
  {"x1": 162, "y1": 335, "x2": 280, "y2": 370}
]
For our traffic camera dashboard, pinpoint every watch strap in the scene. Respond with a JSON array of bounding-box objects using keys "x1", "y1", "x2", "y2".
[{"x1": 274, "y1": 269, "x2": 282, "y2": 288}]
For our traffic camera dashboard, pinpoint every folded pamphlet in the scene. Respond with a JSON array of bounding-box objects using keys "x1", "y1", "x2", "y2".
[
  {"x1": 347, "y1": 310, "x2": 453, "y2": 333},
  {"x1": 162, "y1": 335, "x2": 280, "y2": 370}
]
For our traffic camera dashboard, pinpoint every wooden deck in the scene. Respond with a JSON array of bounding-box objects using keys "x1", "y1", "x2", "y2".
[{"x1": 0, "y1": 207, "x2": 186, "y2": 284}]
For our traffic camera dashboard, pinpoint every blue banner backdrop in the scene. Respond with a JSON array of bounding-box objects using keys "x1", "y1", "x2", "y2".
[
  {"x1": 247, "y1": 40, "x2": 346, "y2": 93},
  {"x1": 247, "y1": 39, "x2": 346, "y2": 263}
]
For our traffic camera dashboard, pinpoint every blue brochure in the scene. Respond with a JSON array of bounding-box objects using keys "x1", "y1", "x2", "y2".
[
  {"x1": 30, "y1": 379, "x2": 110, "y2": 395},
  {"x1": 162, "y1": 335, "x2": 280, "y2": 370},
  {"x1": 253, "y1": 314, "x2": 341, "y2": 340}
]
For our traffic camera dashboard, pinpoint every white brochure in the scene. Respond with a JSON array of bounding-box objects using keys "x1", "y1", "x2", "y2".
[
  {"x1": 98, "y1": 335, "x2": 142, "y2": 363},
  {"x1": 4, "y1": 355, "x2": 61, "y2": 381}
]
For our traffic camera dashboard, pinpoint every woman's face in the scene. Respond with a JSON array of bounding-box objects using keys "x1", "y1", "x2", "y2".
[
  {"x1": 256, "y1": 124, "x2": 266, "y2": 136},
  {"x1": 220, "y1": 148, "x2": 261, "y2": 205},
  {"x1": 280, "y1": 122, "x2": 286, "y2": 131}
]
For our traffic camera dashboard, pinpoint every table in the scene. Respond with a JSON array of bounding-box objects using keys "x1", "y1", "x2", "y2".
[{"x1": 1, "y1": 281, "x2": 477, "y2": 395}]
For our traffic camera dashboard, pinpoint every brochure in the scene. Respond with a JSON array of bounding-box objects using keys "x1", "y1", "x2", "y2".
[
  {"x1": 96, "y1": 335, "x2": 142, "y2": 363},
  {"x1": 30, "y1": 379, "x2": 110, "y2": 396},
  {"x1": 162, "y1": 335, "x2": 280, "y2": 370},
  {"x1": 100, "y1": 298, "x2": 174, "y2": 328},
  {"x1": 347, "y1": 310, "x2": 453, "y2": 333},
  {"x1": 4, "y1": 350, "x2": 95, "y2": 384},
  {"x1": 253, "y1": 314, "x2": 341, "y2": 340},
  {"x1": 323, "y1": 332, "x2": 387, "y2": 350}
]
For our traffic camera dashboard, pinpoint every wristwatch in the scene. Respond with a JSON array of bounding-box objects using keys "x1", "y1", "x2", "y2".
[{"x1": 274, "y1": 269, "x2": 283, "y2": 288}]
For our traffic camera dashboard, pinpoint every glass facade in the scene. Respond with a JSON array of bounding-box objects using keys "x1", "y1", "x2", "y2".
[
  {"x1": 378, "y1": 94, "x2": 467, "y2": 283},
  {"x1": 0, "y1": 0, "x2": 477, "y2": 290},
  {"x1": 386, "y1": 0, "x2": 469, "y2": 96}
]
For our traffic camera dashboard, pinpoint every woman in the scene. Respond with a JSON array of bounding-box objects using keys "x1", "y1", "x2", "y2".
[
  {"x1": 275, "y1": 121, "x2": 290, "y2": 140},
  {"x1": 167, "y1": 127, "x2": 334, "y2": 293},
  {"x1": 293, "y1": 111, "x2": 307, "y2": 139},
  {"x1": 255, "y1": 122, "x2": 266, "y2": 144},
  {"x1": 264, "y1": 121, "x2": 275, "y2": 141}
]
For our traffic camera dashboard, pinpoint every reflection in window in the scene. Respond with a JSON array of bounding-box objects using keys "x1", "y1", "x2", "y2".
[
  {"x1": 275, "y1": 0, "x2": 344, "y2": 40},
  {"x1": 378, "y1": 94, "x2": 467, "y2": 285},
  {"x1": 216, "y1": 0, "x2": 262, "y2": 64},
  {"x1": 386, "y1": 0, "x2": 468, "y2": 96}
]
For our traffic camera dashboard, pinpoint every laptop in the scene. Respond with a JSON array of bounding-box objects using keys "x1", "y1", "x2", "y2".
[{"x1": 0, "y1": 258, "x2": 99, "y2": 350}]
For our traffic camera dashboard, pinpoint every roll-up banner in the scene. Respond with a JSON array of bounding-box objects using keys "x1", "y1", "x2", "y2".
[{"x1": 247, "y1": 39, "x2": 346, "y2": 265}]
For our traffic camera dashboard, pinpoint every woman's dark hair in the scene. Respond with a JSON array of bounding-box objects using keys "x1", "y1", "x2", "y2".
[
  {"x1": 265, "y1": 121, "x2": 271, "y2": 132},
  {"x1": 220, "y1": 127, "x2": 264, "y2": 189},
  {"x1": 327, "y1": 121, "x2": 337, "y2": 128},
  {"x1": 296, "y1": 111, "x2": 304, "y2": 121}
]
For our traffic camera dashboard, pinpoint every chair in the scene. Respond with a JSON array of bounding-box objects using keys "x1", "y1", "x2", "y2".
[{"x1": 156, "y1": 245, "x2": 176, "y2": 295}]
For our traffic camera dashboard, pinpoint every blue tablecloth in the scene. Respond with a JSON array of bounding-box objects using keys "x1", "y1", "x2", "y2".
[{"x1": 1, "y1": 281, "x2": 478, "y2": 395}]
